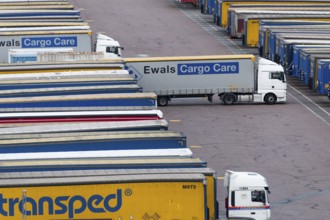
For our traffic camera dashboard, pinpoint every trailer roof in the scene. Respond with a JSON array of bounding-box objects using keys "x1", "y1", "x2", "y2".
[
  {"x1": 0, "y1": 148, "x2": 193, "y2": 161},
  {"x1": 0, "y1": 119, "x2": 168, "y2": 135},
  {"x1": 125, "y1": 54, "x2": 256, "y2": 62},
  {"x1": 0, "y1": 157, "x2": 206, "y2": 172},
  {"x1": 0, "y1": 173, "x2": 206, "y2": 187},
  {"x1": 0, "y1": 167, "x2": 216, "y2": 179},
  {"x1": 0, "y1": 128, "x2": 179, "y2": 141}
]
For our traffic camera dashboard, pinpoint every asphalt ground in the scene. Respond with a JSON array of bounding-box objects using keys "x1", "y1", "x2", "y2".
[{"x1": 71, "y1": 0, "x2": 330, "y2": 219}]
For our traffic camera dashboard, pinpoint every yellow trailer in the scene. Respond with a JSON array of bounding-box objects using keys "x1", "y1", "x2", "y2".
[
  {"x1": 0, "y1": 173, "x2": 207, "y2": 220},
  {"x1": 244, "y1": 14, "x2": 330, "y2": 47},
  {"x1": 220, "y1": 0, "x2": 330, "y2": 28}
]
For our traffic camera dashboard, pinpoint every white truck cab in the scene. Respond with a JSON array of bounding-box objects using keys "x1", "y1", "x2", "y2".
[
  {"x1": 255, "y1": 57, "x2": 287, "y2": 104},
  {"x1": 224, "y1": 170, "x2": 271, "y2": 220},
  {"x1": 94, "y1": 33, "x2": 123, "y2": 58}
]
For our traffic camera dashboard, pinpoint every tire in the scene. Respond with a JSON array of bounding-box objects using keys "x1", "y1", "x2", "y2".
[
  {"x1": 264, "y1": 93, "x2": 277, "y2": 104},
  {"x1": 223, "y1": 94, "x2": 235, "y2": 105},
  {"x1": 157, "y1": 96, "x2": 168, "y2": 106}
]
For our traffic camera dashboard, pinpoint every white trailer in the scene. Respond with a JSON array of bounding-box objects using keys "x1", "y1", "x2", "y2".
[
  {"x1": 0, "y1": 30, "x2": 122, "y2": 63},
  {"x1": 124, "y1": 54, "x2": 287, "y2": 105}
]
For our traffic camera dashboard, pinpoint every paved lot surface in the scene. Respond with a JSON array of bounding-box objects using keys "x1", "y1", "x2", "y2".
[{"x1": 71, "y1": 0, "x2": 330, "y2": 219}]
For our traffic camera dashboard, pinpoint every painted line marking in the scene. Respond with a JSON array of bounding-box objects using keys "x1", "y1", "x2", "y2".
[
  {"x1": 217, "y1": 176, "x2": 224, "y2": 180},
  {"x1": 287, "y1": 85, "x2": 330, "y2": 128},
  {"x1": 169, "y1": 120, "x2": 181, "y2": 122},
  {"x1": 189, "y1": 145, "x2": 203, "y2": 149}
]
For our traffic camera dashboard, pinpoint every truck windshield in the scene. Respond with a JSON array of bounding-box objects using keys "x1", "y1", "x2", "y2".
[
  {"x1": 251, "y1": 190, "x2": 266, "y2": 203},
  {"x1": 271, "y1": 71, "x2": 286, "y2": 83},
  {"x1": 106, "y1": 46, "x2": 119, "y2": 55}
]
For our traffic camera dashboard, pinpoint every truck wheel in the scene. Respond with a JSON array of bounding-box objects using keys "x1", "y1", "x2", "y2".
[
  {"x1": 223, "y1": 94, "x2": 235, "y2": 105},
  {"x1": 157, "y1": 96, "x2": 168, "y2": 106},
  {"x1": 264, "y1": 94, "x2": 277, "y2": 104}
]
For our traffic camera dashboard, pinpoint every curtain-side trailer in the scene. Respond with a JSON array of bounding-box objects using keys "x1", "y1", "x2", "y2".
[{"x1": 125, "y1": 54, "x2": 286, "y2": 106}]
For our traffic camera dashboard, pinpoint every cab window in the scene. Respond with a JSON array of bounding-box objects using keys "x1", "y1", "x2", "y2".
[
  {"x1": 106, "y1": 46, "x2": 119, "y2": 55},
  {"x1": 251, "y1": 190, "x2": 266, "y2": 203},
  {"x1": 270, "y1": 72, "x2": 285, "y2": 82}
]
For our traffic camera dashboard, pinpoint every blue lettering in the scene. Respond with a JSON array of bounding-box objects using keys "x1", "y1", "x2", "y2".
[
  {"x1": 68, "y1": 196, "x2": 86, "y2": 219},
  {"x1": 9, "y1": 198, "x2": 19, "y2": 216},
  {"x1": 19, "y1": 197, "x2": 37, "y2": 216},
  {"x1": 104, "y1": 189, "x2": 122, "y2": 212},
  {"x1": 55, "y1": 196, "x2": 69, "y2": 215},
  {"x1": 38, "y1": 197, "x2": 54, "y2": 215},
  {"x1": 0, "y1": 190, "x2": 123, "y2": 219},
  {"x1": 88, "y1": 195, "x2": 105, "y2": 213},
  {"x1": 0, "y1": 194, "x2": 8, "y2": 216}
]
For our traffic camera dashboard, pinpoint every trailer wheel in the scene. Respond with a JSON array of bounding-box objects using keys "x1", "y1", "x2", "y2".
[
  {"x1": 223, "y1": 94, "x2": 235, "y2": 105},
  {"x1": 157, "y1": 96, "x2": 169, "y2": 106},
  {"x1": 264, "y1": 93, "x2": 277, "y2": 104}
]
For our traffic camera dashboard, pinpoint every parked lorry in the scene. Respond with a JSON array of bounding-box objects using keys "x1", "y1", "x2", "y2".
[
  {"x1": 0, "y1": 172, "x2": 208, "y2": 220},
  {"x1": 0, "y1": 30, "x2": 122, "y2": 63},
  {"x1": 0, "y1": 169, "x2": 271, "y2": 220},
  {"x1": 224, "y1": 170, "x2": 271, "y2": 220},
  {"x1": 125, "y1": 54, "x2": 287, "y2": 106}
]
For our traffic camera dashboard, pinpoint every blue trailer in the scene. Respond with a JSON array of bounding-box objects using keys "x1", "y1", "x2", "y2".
[
  {"x1": 0, "y1": 130, "x2": 187, "y2": 153},
  {"x1": 259, "y1": 20, "x2": 330, "y2": 57},
  {"x1": 0, "y1": 9, "x2": 80, "y2": 18},
  {"x1": 298, "y1": 49, "x2": 330, "y2": 86},
  {"x1": 0, "y1": 119, "x2": 168, "y2": 135},
  {"x1": 309, "y1": 54, "x2": 330, "y2": 91},
  {"x1": 0, "y1": 93, "x2": 157, "y2": 111},
  {"x1": 292, "y1": 45, "x2": 330, "y2": 78},
  {"x1": 0, "y1": 85, "x2": 142, "y2": 98},
  {"x1": 276, "y1": 39, "x2": 330, "y2": 75},
  {"x1": 265, "y1": 27, "x2": 330, "y2": 62},
  {"x1": 316, "y1": 59, "x2": 330, "y2": 95}
]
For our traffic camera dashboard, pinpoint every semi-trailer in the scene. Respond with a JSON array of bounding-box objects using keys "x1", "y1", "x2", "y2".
[
  {"x1": 0, "y1": 60, "x2": 124, "y2": 74},
  {"x1": 0, "y1": 93, "x2": 158, "y2": 111},
  {"x1": 242, "y1": 14, "x2": 330, "y2": 47},
  {"x1": 0, "y1": 110, "x2": 164, "y2": 125},
  {"x1": 0, "y1": 30, "x2": 122, "y2": 62},
  {"x1": 0, "y1": 119, "x2": 168, "y2": 134},
  {"x1": 262, "y1": 25, "x2": 330, "y2": 57},
  {"x1": 316, "y1": 59, "x2": 330, "y2": 95},
  {"x1": 0, "y1": 157, "x2": 207, "y2": 172},
  {"x1": 0, "y1": 168, "x2": 217, "y2": 220},
  {"x1": 0, "y1": 148, "x2": 194, "y2": 160},
  {"x1": 0, "y1": 168, "x2": 271, "y2": 220},
  {"x1": 274, "y1": 39, "x2": 330, "y2": 71},
  {"x1": 292, "y1": 45, "x2": 330, "y2": 77},
  {"x1": 0, "y1": 173, "x2": 208, "y2": 220},
  {"x1": 228, "y1": 8, "x2": 330, "y2": 39},
  {"x1": 297, "y1": 49, "x2": 330, "y2": 85},
  {"x1": 218, "y1": 0, "x2": 330, "y2": 28},
  {"x1": 0, "y1": 130, "x2": 187, "y2": 153},
  {"x1": 125, "y1": 54, "x2": 286, "y2": 106}
]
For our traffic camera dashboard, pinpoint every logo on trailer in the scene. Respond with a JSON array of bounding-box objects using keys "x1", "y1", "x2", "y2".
[
  {"x1": 178, "y1": 62, "x2": 239, "y2": 75},
  {"x1": 126, "y1": 65, "x2": 143, "y2": 80},
  {"x1": 0, "y1": 189, "x2": 124, "y2": 219},
  {"x1": 22, "y1": 36, "x2": 78, "y2": 48}
]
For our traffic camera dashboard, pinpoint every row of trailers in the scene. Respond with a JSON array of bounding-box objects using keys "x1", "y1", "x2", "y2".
[
  {"x1": 0, "y1": 57, "x2": 220, "y2": 220},
  {"x1": 188, "y1": 0, "x2": 330, "y2": 98},
  {"x1": 0, "y1": 1, "x2": 218, "y2": 220}
]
